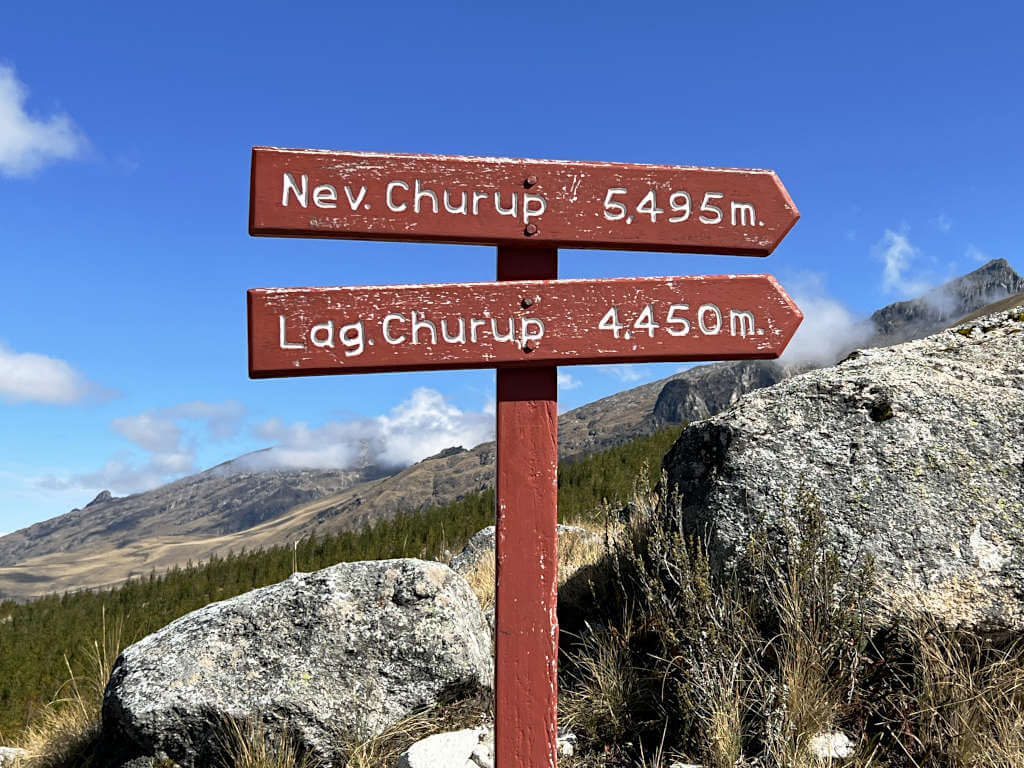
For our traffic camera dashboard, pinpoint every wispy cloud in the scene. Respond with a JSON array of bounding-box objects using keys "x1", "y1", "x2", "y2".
[
  {"x1": 243, "y1": 387, "x2": 493, "y2": 472},
  {"x1": 557, "y1": 370, "x2": 581, "y2": 390},
  {"x1": 931, "y1": 213, "x2": 952, "y2": 233},
  {"x1": 36, "y1": 400, "x2": 246, "y2": 495},
  {"x1": 966, "y1": 244, "x2": 989, "y2": 263},
  {"x1": 0, "y1": 65, "x2": 86, "y2": 177},
  {"x1": 0, "y1": 342, "x2": 104, "y2": 404},
  {"x1": 875, "y1": 229, "x2": 933, "y2": 297},
  {"x1": 780, "y1": 273, "x2": 872, "y2": 365},
  {"x1": 602, "y1": 364, "x2": 648, "y2": 384}
]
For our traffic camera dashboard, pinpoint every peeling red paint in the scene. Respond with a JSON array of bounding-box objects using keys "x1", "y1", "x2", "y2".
[
  {"x1": 250, "y1": 147, "x2": 799, "y2": 256},
  {"x1": 248, "y1": 274, "x2": 802, "y2": 377},
  {"x1": 495, "y1": 246, "x2": 559, "y2": 768}
]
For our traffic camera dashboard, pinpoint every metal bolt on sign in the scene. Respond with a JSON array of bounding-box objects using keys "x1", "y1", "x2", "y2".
[{"x1": 247, "y1": 147, "x2": 802, "y2": 767}]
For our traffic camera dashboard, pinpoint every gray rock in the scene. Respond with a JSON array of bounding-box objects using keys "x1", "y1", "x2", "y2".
[
  {"x1": 663, "y1": 306, "x2": 1024, "y2": 633},
  {"x1": 102, "y1": 559, "x2": 492, "y2": 767},
  {"x1": 0, "y1": 747, "x2": 26, "y2": 766}
]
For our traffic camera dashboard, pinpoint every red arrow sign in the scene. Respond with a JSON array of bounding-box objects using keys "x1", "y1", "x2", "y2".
[
  {"x1": 249, "y1": 148, "x2": 799, "y2": 256},
  {"x1": 248, "y1": 274, "x2": 802, "y2": 378}
]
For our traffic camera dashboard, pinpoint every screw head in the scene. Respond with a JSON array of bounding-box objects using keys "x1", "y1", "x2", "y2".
[
  {"x1": 524, "y1": 223, "x2": 539, "y2": 236},
  {"x1": 523, "y1": 343, "x2": 534, "y2": 353},
  {"x1": 521, "y1": 297, "x2": 534, "y2": 308},
  {"x1": 524, "y1": 175, "x2": 538, "y2": 188}
]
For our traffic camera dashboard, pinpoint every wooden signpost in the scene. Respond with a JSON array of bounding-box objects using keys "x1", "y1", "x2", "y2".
[{"x1": 247, "y1": 147, "x2": 802, "y2": 768}]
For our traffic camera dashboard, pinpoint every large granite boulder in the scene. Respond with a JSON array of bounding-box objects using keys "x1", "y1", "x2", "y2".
[
  {"x1": 101, "y1": 559, "x2": 493, "y2": 767},
  {"x1": 663, "y1": 306, "x2": 1024, "y2": 633}
]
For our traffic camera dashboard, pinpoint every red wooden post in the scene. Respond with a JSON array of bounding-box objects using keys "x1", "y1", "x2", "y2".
[{"x1": 495, "y1": 245, "x2": 559, "y2": 768}]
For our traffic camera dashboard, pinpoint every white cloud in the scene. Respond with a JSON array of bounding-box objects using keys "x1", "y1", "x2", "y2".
[
  {"x1": 966, "y1": 244, "x2": 989, "y2": 263},
  {"x1": 875, "y1": 229, "x2": 932, "y2": 297},
  {"x1": 0, "y1": 342, "x2": 96, "y2": 404},
  {"x1": 557, "y1": 370, "x2": 581, "y2": 390},
  {"x1": 602, "y1": 364, "x2": 647, "y2": 384},
  {"x1": 243, "y1": 387, "x2": 494, "y2": 472},
  {"x1": 931, "y1": 213, "x2": 952, "y2": 233},
  {"x1": 0, "y1": 65, "x2": 85, "y2": 177},
  {"x1": 111, "y1": 412, "x2": 182, "y2": 454},
  {"x1": 36, "y1": 400, "x2": 246, "y2": 495},
  {"x1": 780, "y1": 274, "x2": 872, "y2": 365}
]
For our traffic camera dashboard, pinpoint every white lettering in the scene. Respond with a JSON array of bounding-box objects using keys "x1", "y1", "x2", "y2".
[
  {"x1": 469, "y1": 318, "x2": 487, "y2": 342},
  {"x1": 494, "y1": 191, "x2": 517, "y2": 218},
  {"x1": 523, "y1": 193, "x2": 547, "y2": 224},
  {"x1": 411, "y1": 311, "x2": 437, "y2": 344},
  {"x1": 443, "y1": 189, "x2": 468, "y2": 215},
  {"x1": 339, "y1": 320, "x2": 364, "y2": 357},
  {"x1": 281, "y1": 173, "x2": 308, "y2": 208},
  {"x1": 521, "y1": 317, "x2": 544, "y2": 345},
  {"x1": 414, "y1": 180, "x2": 438, "y2": 214},
  {"x1": 441, "y1": 317, "x2": 466, "y2": 343},
  {"x1": 729, "y1": 309, "x2": 755, "y2": 337},
  {"x1": 699, "y1": 192, "x2": 724, "y2": 224},
  {"x1": 387, "y1": 180, "x2": 409, "y2": 212},
  {"x1": 343, "y1": 185, "x2": 368, "y2": 211},
  {"x1": 278, "y1": 315, "x2": 305, "y2": 349},
  {"x1": 731, "y1": 201, "x2": 756, "y2": 227},
  {"x1": 666, "y1": 304, "x2": 690, "y2": 336},
  {"x1": 312, "y1": 184, "x2": 337, "y2": 209},
  {"x1": 383, "y1": 313, "x2": 407, "y2": 344},
  {"x1": 472, "y1": 190, "x2": 488, "y2": 215},
  {"x1": 310, "y1": 320, "x2": 335, "y2": 347},
  {"x1": 491, "y1": 317, "x2": 515, "y2": 343},
  {"x1": 698, "y1": 303, "x2": 723, "y2": 335}
]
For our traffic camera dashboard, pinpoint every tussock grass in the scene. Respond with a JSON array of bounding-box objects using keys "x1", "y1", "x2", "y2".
[
  {"x1": 216, "y1": 718, "x2": 317, "y2": 768},
  {"x1": 341, "y1": 695, "x2": 490, "y2": 768}
]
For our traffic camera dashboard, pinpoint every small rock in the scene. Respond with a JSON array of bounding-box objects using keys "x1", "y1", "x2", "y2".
[
  {"x1": 396, "y1": 728, "x2": 486, "y2": 768},
  {"x1": 557, "y1": 728, "x2": 578, "y2": 757},
  {"x1": 0, "y1": 747, "x2": 27, "y2": 767},
  {"x1": 808, "y1": 731, "x2": 854, "y2": 759}
]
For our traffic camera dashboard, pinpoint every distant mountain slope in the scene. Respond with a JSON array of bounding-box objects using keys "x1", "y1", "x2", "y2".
[
  {"x1": 0, "y1": 458, "x2": 386, "y2": 568},
  {"x1": 0, "y1": 259, "x2": 1019, "y2": 601}
]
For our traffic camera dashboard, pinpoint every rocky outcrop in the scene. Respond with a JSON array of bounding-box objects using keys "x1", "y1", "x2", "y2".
[
  {"x1": 869, "y1": 258, "x2": 1024, "y2": 343},
  {"x1": 101, "y1": 559, "x2": 492, "y2": 767},
  {"x1": 651, "y1": 360, "x2": 797, "y2": 425},
  {"x1": 663, "y1": 306, "x2": 1024, "y2": 633}
]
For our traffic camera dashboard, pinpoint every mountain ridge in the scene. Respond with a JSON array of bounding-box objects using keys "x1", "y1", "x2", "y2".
[{"x1": 1, "y1": 259, "x2": 1020, "y2": 601}]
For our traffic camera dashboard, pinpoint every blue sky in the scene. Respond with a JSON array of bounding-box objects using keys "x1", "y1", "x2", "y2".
[{"x1": 1, "y1": 1, "x2": 1022, "y2": 532}]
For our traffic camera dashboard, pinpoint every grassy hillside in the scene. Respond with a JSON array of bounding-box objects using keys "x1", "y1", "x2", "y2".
[{"x1": 0, "y1": 426, "x2": 683, "y2": 738}]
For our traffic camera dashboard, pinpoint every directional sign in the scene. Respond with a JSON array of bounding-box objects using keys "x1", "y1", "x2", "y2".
[
  {"x1": 250, "y1": 147, "x2": 799, "y2": 256},
  {"x1": 248, "y1": 274, "x2": 802, "y2": 378}
]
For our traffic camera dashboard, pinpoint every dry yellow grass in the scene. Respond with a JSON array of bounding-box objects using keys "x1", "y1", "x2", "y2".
[
  {"x1": 216, "y1": 718, "x2": 317, "y2": 768},
  {"x1": 460, "y1": 520, "x2": 615, "y2": 611},
  {"x1": 342, "y1": 697, "x2": 489, "y2": 768}
]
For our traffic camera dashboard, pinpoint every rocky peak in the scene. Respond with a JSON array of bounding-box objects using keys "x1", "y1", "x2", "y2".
[
  {"x1": 85, "y1": 490, "x2": 115, "y2": 508},
  {"x1": 870, "y1": 258, "x2": 1024, "y2": 342}
]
